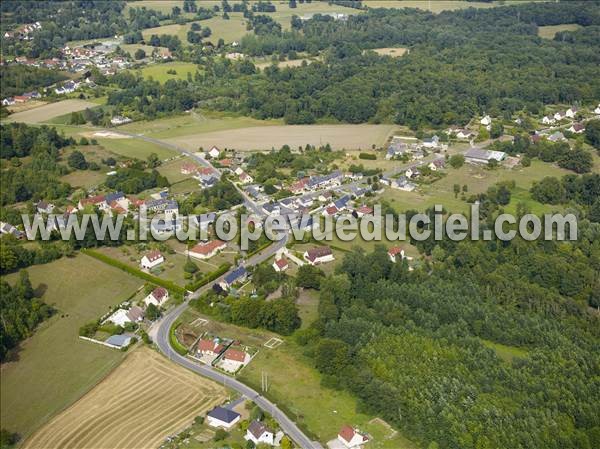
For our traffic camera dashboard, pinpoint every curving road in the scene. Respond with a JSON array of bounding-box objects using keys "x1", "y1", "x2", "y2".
[{"x1": 127, "y1": 131, "x2": 321, "y2": 448}]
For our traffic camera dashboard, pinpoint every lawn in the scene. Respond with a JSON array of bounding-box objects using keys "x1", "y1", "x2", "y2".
[
  {"x1": 95, "y1": 136, "x2": 177, "y2": 160},
  {"x1": 240, "y1": 341, "x2": 418, "y2": 448},
  {"x1": 135, "y1": 61, "x2": 200, "y2": 83},
  {"x1": 156, "y1": 156, "x2": 196, "y2": 183},
  {"x1": 296, "y1": 288, "x2": 319, "y2": 329},
  {"x1": 119, "y1": 110, "x2": 283, "y2": 139},
  {"x1": 368, "y1": 47, "x2": 409, "y2": 57},
  {"x1": 481, "y1": 339, "x2": 529, "y2": 364},
  {"x1": 197, "y1": 13, "x2": 250, "y2": 43},
  {"x1": 0, "y1": 254, "x2": 143, "y2": 439},
  {"x1": 537, "y1": 23, "x2": 582, "y2": 39}
]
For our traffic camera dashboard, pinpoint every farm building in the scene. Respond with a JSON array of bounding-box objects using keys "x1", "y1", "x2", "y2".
[{"x1": 464, "y1": 148, "x2": 506, "y2": 165}]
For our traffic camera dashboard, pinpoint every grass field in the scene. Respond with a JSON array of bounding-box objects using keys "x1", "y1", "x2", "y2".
[
  {"x1": 481, "y1": 339, "x2": 529, "y2": 363},
  {"x1": 21, "y1": 348, "x2": 227, "y2": 449},
  {"x1": 368, "y1": 47, "x2": 409, "y2": 57},
  {"x1": 538, "y1": 23, "x2": 582, "y2": 39},
  {"x1": 6, "y1": 100, "x2": 47, "y2": 113},
  {"x1": 363, "y1": 0, "x2": 539, "y2": 12},
  {"x1": 95, "y1": 136, "x2": 177, "y2": 160},
  {"x1": 120, "y1": 43, "x2": 166, "y2": 58},
  {"x1": 156, "y1": 156, "x2": 194, "y2": 183},
  {"x1": 135, "y1": 61, "x2": 200, "y2": 83},
  {"x1": 166, "y1": 124, "x2": 396, "y2": 151},
  {"x1": 239, "y1": 339, "x2": 417, "y2": 448},
  {"x1": 198, "y1": 14, "x2": 250, "y2": 43},
  {"x1": 119, "y1": 111, "x2": 283, "y2": 139},
  {"x1": 4, "y1": 99, "x2": 97, "y2": 124},
  {"x1": 0, "y1": 255, "x2": 143, "y2": 439},
  {"x1": 380, "y1": 159, "x2": 571, "y2": 214}
]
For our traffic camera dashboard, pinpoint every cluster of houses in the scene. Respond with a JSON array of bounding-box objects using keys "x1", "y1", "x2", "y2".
[
  {"x1": 205, "y1": 404, "x2": 286, "y2": 447},
  {"x1": 3, "y1": 22, "x2": 41, "y2": 40},
  {"x1": 542, "y1": 106, "x2": 579, "y2": 125},
  {"x1": 195, "y1": 336, "x2": 252, "y2": 373},
  {"x1": 386, "y1": 135, "x2": 444, "y2": 161},
  {"x1": 102, "y1": 286, "x2": 169, "y2": 330}
]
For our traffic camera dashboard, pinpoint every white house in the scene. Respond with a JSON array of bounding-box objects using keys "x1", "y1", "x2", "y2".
[
  {"x1": 566, "y1": 107, "x2": 578, "y2": 118},
  {"x1": 455, "y1": 129, "x2": 474, "y2": 139},
  {"x1": 304, "y1": 246, "x2": 334, "y2": 265},
  {"x1": 144, "y1": 287, "x2": 169, "y2": 307},
  {"x1": 188, "y1": 240, "x2": 226, "y2": 260},
  {"x1": 110, "y1": 116, "x2": 132, "y2": 126},
  {"x1": 208, "y1": 146, "x2": 220, "y2": 158},
  {"x1": 36, "y1": 201, "x2": 55, "y2": 214},
  {"x1": 239, "y1": 171, "x2": 253, "y2": 184},
  {"x1": 388, "y1": 246, "x2": 406, "y2": 263},
  {"x1": 480, "y1": 115, "x2": 492, "y2": 126},
  {"x1": 568, "y1": 123, "x2": 585, "y2": 134},
  {"x1": 105, "y1": 306, "x2": 144, "y2": 327},
  {"x1": 337, "y1": 425, "x2": 369, "y2": 448},
  {"x1": 554, "y1": 111, "x2": 567, "y2": 121},
  {"x1": 140, "y1": 250, "x2": 164, "y2": 270},
  {"x1": 421, "y1": 135, "x2": 439, "y2": 149},
  {"x1": 542, "y1": 115, "x2": 555, "y2": 125},
  {"x1": 594, "y1": 104, "x2": 600, "y2": 115},
  {"x1": 273, "y1": 258, "x2": 289, "y2": 272},
  {"x1": 428, "y1": 159, "x2": 445, "y2": 171},
  {"x1": 219, "y1": 348, "x2": 250, "y2": 372},
  {"x1": 206, "y1": 406, "x2": 241, "y2": 429},
  {"x1": 246, "y1": 421, "x2": 275, "y2": 446}
]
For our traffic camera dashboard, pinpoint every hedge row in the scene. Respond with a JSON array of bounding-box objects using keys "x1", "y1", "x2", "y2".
[
  {"x1": 184, "y1": 262, "x2": 232, "y2": 292},
  {"x1": 247, "y1": 240, "x2": 274, "y2": 258},
  {"x1": 169, "y1": 322, "x2": 188, "y2": 356},
  {"x1": 81, "y1": 248, "x2": 186, "y2": 295},
  {"x1": 359, "y1": 152, "x2": 377, "y2": 160}
]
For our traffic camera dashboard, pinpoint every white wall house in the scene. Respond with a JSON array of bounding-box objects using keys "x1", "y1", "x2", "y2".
[
  {"x1": 144, "y1": 287, "x2": 169, "y2": 307},
  {"x1": 246, "y1": 421, "x2": 275, "y2": 446},
  {"x1": 140, "y1": 250, "x2": 164, "y2": 270},
  {"x1": 206, "y1": 406, "x2": 241, "y2": 429}
]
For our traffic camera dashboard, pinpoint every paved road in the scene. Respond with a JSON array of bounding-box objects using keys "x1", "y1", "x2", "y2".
[
  {"x1": 126, "y1": 131, "x2": 319, "y2": 447},
  {"x1": 153, "y1": 233, "x2": 322, "y2": 449}
]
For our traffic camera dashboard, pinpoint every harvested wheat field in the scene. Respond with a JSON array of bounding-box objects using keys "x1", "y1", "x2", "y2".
[
  {"x1": 4, "y1": 99, "x2": 97, "y2": 124},
  {"x1": 22, "y1": 348, "x2": 226, "y2": 449},
  {"x1": 166, "y1": 124, "x2": 396, "y2": 151}
]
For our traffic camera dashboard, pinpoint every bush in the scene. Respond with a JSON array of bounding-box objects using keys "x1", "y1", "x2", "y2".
[{"x1": 359, "y1": 152, "x2": 377, "y2": 160}]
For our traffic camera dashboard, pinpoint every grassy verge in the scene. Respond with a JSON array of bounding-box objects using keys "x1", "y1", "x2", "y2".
[{"x1": 169, "y1": 321, "x2": 189, "y2": 356}]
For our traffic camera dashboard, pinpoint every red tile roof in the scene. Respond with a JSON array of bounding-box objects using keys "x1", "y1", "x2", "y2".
[
  {"x1": 223, "y1": 348, "x2": 246, "y2": 362},
  {"x1": 388, "y1": 246, "x2": 404, "y2": 257},
  {"x1": 357, "y1": 205, "x2": 373, "y2": 214},
  {"x1": 152, "y1": 287, "x2": 168, "y2": 302},
  {"x1": 275, "y1": 258, "x2": 288, "y2": 269},
  {"x1": 325, "y1": 205, "x2": 338, "y2": 215},
  {"x1": 306, "y1": 246, "x2": 332, "y2": 262},
  {"x1": 190, "y1": 240, "x2": 226, "y2": 256},
  {"x1": 145, "y1": 250, "x2": 163, "y2": 262}
]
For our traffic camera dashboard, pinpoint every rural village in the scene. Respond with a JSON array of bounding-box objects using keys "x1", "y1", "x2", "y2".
[{"x1": 1, "y1": 2, "x2": 600, "y2": 449}]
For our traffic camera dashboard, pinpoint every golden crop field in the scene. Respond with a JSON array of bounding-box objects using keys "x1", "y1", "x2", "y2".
[
  {"x1": 166, "y1": 124, "x2": 397, "y2": 151},
  {"x1": 4, "y1": 99, "x2": 97, "y2": 124},
  {"x1": 22, "y1": 348, "x2": 226, "y2": 449}
]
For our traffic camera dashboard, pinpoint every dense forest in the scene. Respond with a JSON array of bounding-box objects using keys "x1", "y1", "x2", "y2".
[
  {"x1": 0, "y1": 270, "x2": 53, "y2": 361},
  {"x1": 0, "y1": 124, "x2": 73, "y2": 205},
  {"x1": 298, "y1": 227, "x2": 600, "y2": 449},
  {"x1": 210, "y1": 2, "x2": 600, "y2": 126},
  {"x1": 0, "y1": 65, "x2": 67, "y2": 97}
]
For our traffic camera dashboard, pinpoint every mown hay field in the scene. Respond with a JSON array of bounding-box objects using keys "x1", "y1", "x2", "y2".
[
  {"x1": 22, "y1": 348, "x2": 226, "y2": 449},
  {"x1": 4, "y1": 99, "x2": 97, "y2": 124},
  {"x1": 166, "y1": 124, "x2": 397, "y2": 151}
]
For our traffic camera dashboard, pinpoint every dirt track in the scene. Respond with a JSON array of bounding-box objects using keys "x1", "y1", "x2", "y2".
[{"x1": 22, "y1": 348, "x2": 226, "y2": 449}]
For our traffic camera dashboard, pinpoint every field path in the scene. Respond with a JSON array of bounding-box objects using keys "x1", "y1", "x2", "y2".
[{"x1": 21, "y1": 348, "x2": 226, "y2": 449}]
